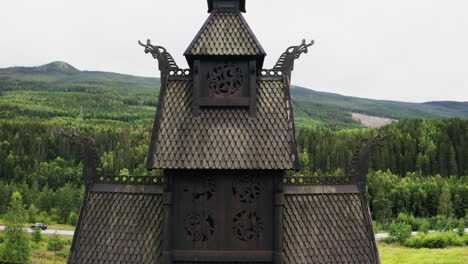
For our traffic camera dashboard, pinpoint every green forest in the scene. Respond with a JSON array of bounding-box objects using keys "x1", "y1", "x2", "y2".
[
  {"x1": 0, "y1": 62, "x2": 467, "y2": 230},
  {"x1": 0, "y1": 118, "x2": 466, "y2": 227}
]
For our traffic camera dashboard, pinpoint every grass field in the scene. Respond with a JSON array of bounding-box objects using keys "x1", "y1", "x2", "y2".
[
  {"x1": 23, "y1": 244, "x2": 468, "y2": 264},
  {"x1": 1, "y1": 233, "x2": 467, "y2": 264},
  {"x1": 379, "y1": 243, "x2": 468, "y2": 264}
]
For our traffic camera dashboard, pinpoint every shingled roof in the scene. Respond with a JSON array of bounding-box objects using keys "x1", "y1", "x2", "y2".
[
  {"x1": 184, "y1": 11, "x2": 265, "y2": 57},
  {"x1": 283, "y1": 186, "x2": 380, "y2": 264},
  {"x1": 147, "y1": 79, "x2": 299, "y2": 170},
  {"x1": 68, "y1": 182, "x2": 164, "y2": 264}
]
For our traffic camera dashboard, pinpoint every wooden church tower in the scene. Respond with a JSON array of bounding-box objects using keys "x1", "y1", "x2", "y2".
[{"x1": 67, "y1": 0, "x2": 381, "y2": 263}]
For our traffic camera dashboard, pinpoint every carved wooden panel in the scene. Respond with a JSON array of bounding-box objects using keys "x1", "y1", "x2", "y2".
[
  {"x1": 171, "y1": 170, "x2": 274, "y2": 253},
  {"x1": 208, "y1": 63, "x2": 243, "y2": 96},
  {"x1": 195, "y1": 59, "x2": 254, "y2": 107}
]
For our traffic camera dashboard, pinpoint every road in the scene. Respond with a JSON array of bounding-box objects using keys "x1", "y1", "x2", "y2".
[
  {"x1": 1, "y1": 226, "x2": 466, "y2": 239},
  {"x1": 0, "y1": 225, "x2": 74, "y2": 236}
]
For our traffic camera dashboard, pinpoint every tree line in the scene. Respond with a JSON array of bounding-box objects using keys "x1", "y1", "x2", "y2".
[
  {"x1": 0, "y1": 118, "x2": 466, "y2": 225},
  {"x1": 296, "y1": 118, "x2": 467, "y2": 177}
]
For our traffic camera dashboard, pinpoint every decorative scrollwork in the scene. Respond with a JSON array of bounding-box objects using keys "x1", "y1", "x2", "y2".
[
  {"x1": 270, "y1": 39, "x2": 314, "y2": 75},
  {"x1": 283, "y1": 176, "x2": 353, "y2": 185},
  {"x1": 169, "y1": 68, "x2": 191, "y2": 77},
  {"x1": 232, "y1": 210, "x2": 264, "y2": 242},
  {"x1": 95, "y1": 175, "x2": 166, "y2": 185},
  {"x1": 184, "y1": 210, "x2": 215, "y2": 243},
  {"x1": 259, "y1": 69, "x2": 284, "y2": 77},
  {"x1": 60, "y1": 128, "x2": 99, "y2": 186},
  {"x1": 184, "y1": 175, "x2": 216, "y2": 201},
  {"x1": 232, "y1": 175, "x2": 263, "y2": 204},
  {"x1": 207, "y1": 63, "x2": 243, "y2": 96},
  {"x1": 349, "y1": 129, "x2": 392, "y2": 186},
  {"x1": 138, "y1": 39, "x2": 190, "y2": 77}
]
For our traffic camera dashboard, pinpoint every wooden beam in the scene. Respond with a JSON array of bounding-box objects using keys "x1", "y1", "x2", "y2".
[
  {"x1": 162, "y1": 174, "x2": 173, "y2": 264},
  {"x1": 91, "y1": 184, "x2": 163, "y2": 194},
  {"x1": 172, "y1": 250, "x2": 273, "y2": 262},
  {"x1": 273, "y1": 173, "x2": 284, "y2": 264}
]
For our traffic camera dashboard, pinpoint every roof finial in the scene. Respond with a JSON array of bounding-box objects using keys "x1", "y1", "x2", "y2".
[{"x1": 207, "y1": 0, "x2": 246, "y2": 13}]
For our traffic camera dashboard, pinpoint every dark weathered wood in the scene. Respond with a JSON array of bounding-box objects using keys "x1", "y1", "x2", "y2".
[
  {"x1": 273, "y1": 39, "x2": 314, "y2": 76},
  {"x1": 359, "y1": 190, "x2": 382, "y2": 264},
  {"x1": 172, "y1": 250, "x2": 273, "y2": 262},
  {"x1": 91, "y1": 184, "x2": 164, "y2": 194},
  {"x1": 273, "y1": 174, "x2": 284, "y2": 264},
  {"x1": 284, "y1": 176, "x2": 353, "y2": 185},
  {"x1": 168, "y1": 75, "x2": 192, "y2": 81},
  {"x1": 282, "y1": 75, "x2": 301, "y2": 171},
  {"x1": 198, "y1": 96, "x2": 250, "y2": 106},
  {"x1": 183, "y1": 12, "x2": 216, "y2": 64},
  {"x1": 257, "y1": 75, "x2": 283, "y2": 81},
  {"x1": 67, "y1": 183, "x2": 92, "y2": 264},
  {"x1": 171, "y1": 170, "x2": 274, "y2": 252},
  {"x1": 194, "y1": 59, "x2": 253, "y2": 108},
  {"x1": 162, "y1": 175, "x2": 173, "y2": 264},
  {"x1": 69, "y1": 1, "x2": 380, "y2": 263},
  {"x1": 208, "y1": 0, "x2": 246, "y2": 13},
  {"x1": 348, "y1": 131, "x2": 391, "y2": 192},
  {"x1": 146, "y1": 73, "x2": 168, "y2": 169}
]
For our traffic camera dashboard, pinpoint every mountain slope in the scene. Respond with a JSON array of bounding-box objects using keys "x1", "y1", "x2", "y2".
[
  {"x1": 2, "y1": 61, "x2": 80, "y2": 74},
  {"x1": 291, "y1": 86, "x2": 467, "y2": 128},
  {"x1": 0, "y1": 62, "x2": 466, "y2": 129}
]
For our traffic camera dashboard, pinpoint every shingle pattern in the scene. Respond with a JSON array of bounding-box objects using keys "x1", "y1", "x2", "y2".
[
  {"x1": 68, "y1": 192, "x2": 163, "y2": 264},
  {"x1": 186, "y1": 12, "x2": 264, "y2": 56},
  {"x1": 149, "y1": 80, "x2": 296, "y2": 169},
  {"x1": 283, "y1": 193, "x2": 378, "y2": 264}
]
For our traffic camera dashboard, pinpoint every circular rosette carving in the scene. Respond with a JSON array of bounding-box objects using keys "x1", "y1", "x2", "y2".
[
  {"x1": 207, "y1": 63, "x2": 243, "y2": 96},
  {"x1": 184, "y1": 210, "x2": 215, "y2": 243},
  {"x1": 232, "y1": 210, "x2": 264, "y2": 242},
  {"x1": 232, "y1": 175, "x2": 264, "y2": 204}
]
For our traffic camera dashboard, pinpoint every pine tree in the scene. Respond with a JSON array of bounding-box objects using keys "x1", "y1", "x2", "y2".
[
  {"x1": 448, "y1": 145, "x2": 458, "y2": 176},
  {"x1": 437, "y1": 183, "x2": 453, "y2": 218},
  {"x1": 1, "y1": 192, "x2": 31, "y2": 263},
  {"x1": 28, "y1": 204, "x2": 39, "y2": 223},
  {"x1": 68, "y1": 212, "x2": 79, "y2": 226},
  {"x1": 373, "y1": 194, "x2": 392, "y2": 223},
  {"x1": 299, "y1": 149, "x2": 310, "y2": 175},
  {"x1": 457, "y1": 218, "x2": 465, "y2": 237}
]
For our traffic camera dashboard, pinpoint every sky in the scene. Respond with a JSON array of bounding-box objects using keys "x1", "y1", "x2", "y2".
[{"x1": 1, "y1": 0, "x2": 467, "y2": 102}]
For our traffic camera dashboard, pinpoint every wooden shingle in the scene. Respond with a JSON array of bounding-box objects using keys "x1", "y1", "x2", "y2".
[
  {"x1": 283, "y1": 192, "x2": 380, "y2": 264},
  {"x1": 68, "y1": 191, "x2": 164, "y2": 264},
  {"x1": 185, "y1": 12, "x2": 265, "y2": 57},
  {"x1": 147, "y1": 79, "x2": 298, "y2": 170}
]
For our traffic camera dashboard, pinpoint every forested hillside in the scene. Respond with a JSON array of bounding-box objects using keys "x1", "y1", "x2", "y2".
[
  {"x1": 1, "y1": 62, "x2": 467, "y2": 130},
  {"x1": 292, "y1": 87, "x2": 468, "y2": 129},
  {"x1": 0, "y1": 62, "x2": 466, "y2": 227}
]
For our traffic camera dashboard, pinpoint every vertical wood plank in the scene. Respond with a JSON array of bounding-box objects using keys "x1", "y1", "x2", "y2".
[
  {"x1": 162, "y1": 172, "x2": 173, "y2": 264},
  {"x1": 273, "y1": 172, "x2": 285, "y2": 264}
]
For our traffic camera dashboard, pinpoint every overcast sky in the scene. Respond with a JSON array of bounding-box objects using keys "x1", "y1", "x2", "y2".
[{"x1": 1, "y1": 0, "x2": 467, "y2": 102}]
